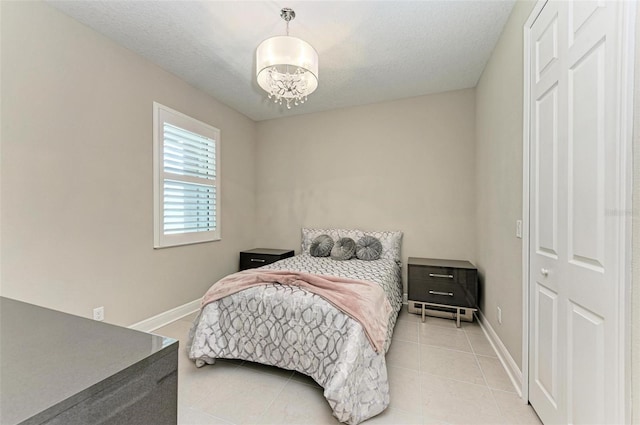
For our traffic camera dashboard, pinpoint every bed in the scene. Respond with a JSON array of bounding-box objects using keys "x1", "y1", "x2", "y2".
[{"x1": 187, "y1": 228, "x2": 403, "y2": 424}]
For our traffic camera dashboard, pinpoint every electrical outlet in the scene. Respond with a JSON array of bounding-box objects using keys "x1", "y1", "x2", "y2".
[
  {"x1": 516, "y1": 220, "x2": 523, "y2": 239},
  {"x1": 497, "y1": 306, "x2": 502, "y2": 325},
  {"x1": 93, "y1": 306, "x2": 104, "y2": 321}
]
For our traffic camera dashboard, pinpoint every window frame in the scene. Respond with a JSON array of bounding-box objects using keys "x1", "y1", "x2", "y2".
[{"x1": 153, "y1": 102, "x2": 221, "y2": 248}]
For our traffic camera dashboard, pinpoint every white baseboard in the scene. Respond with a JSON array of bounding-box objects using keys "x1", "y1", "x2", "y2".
[
  {"x1": 476, "y1": 310, "x2": 523, "y2": 397},
  {"x1": 129, "y1": 298, "x2": 201, "y2": 333}
]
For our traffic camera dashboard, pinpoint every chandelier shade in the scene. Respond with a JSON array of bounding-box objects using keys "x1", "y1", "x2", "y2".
[{"x1": 255, "y1": 9, "x2": 319, "y2": 109}]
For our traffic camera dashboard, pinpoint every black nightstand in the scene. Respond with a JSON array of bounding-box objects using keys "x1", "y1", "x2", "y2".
[
  {"x1": 239, "y1": 248, "x2": 294, "y2": 271},
  {"x1": 407, "y1": 257, "x2": 478, "y2": 327}
]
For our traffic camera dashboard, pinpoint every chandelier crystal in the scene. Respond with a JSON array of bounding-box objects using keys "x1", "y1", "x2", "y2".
[{"x1": 256, "y1": 8, "x2": 318, "y2": 109}]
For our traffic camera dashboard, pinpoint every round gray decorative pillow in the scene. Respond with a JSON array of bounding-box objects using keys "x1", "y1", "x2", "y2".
[
  {"x1": 310, "y1": 234, "x2": 334, "y2": 257},
  {"x1": 330, "y1": 237, "x2": 356, "y2": 261},
  {"x1": 356, "y1": 235, "x2": 383, "y2": 261}
]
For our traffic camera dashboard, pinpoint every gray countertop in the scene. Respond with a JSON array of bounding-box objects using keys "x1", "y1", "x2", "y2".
[{"x1": 0, "y1": 297, "x2": 178, "y2": 425}]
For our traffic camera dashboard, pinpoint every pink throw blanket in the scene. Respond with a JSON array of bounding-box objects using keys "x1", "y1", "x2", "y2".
[{"x1": 201, "y1": 269, "x2": 392, "y2": 353}]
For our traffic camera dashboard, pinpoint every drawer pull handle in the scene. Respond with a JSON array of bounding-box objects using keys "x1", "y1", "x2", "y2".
[
  {"x1": 250, "y1": 258, "x2": 266, "y2": 263},
  {"x1": 429, "y1": 290, "x2": 454, "y2": 297},
  {"x1": 429, "y1": 273, "x2": 453, "y2": 279}
]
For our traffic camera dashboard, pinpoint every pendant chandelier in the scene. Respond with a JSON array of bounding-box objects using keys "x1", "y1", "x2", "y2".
[{"x1": 256, "y1": 8, "x2": 319, "y2": 109}]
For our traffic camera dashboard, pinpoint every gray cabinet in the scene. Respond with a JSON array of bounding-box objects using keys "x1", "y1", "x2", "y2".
[
  {"x1": 407, "y1": 257, "x2": 478, "y2": 327},
  {"x1": 0, "y1": 297, "x2": 178, "y2": 425}
]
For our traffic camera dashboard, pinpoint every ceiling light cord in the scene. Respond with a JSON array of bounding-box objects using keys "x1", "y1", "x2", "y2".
[
  {"x1": 281, "y1": 8, "x2": 294, "y2": 36},
  {"x1": 256, "y1": 8, "x2": 318, "y2": 109}
]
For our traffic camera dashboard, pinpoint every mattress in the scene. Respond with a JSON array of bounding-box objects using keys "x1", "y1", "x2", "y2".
[{"x1": 187, "y1": 253, "x2": 402, "y2": 424}]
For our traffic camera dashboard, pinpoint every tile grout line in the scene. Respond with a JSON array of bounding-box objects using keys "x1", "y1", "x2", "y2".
[
  {"x1": 182, "y1": 405, "x2": 237, "y2": 425},
  {"x1": 415, "y1": 335, "x2": 481, "y2": 356},
  {"x1": 466, "y1": 329, "x2": 506, "y2": 421},
  {"x1": 418, "y1": 317, "x2": 496, "y2": 424},
  {"x1": 417, "y1": 321, "x2": 426, "y2": 423},
  {"x1": 390, "y1": 361, "x2": 500, "y2": 390},
  {"x1": 249, "y1": 368, "x2": 292, "y2": 424}
]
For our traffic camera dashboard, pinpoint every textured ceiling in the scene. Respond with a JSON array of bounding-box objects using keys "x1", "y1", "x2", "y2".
[{"x1": 47, "y1": 1, "x2": 515, "y2": 121}]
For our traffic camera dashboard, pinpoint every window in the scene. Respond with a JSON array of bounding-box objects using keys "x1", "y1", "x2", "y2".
[{"x1": 153, "y1": 102, "x2": 220, "y2": 248}]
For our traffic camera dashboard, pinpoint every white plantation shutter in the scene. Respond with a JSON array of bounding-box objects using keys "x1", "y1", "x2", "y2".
[
  {"x1": 153, "y1": 103, "x2": 221, "y2": 248},
  {"x1": 163, "y1": 180, "x2": 216, "y2": 234}
]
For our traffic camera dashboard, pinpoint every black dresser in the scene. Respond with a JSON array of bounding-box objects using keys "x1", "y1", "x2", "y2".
[
  {"x1": 407, "y1": 257, "x2": 478, "y2": 327},
  {"x1": 239, "y1": 248, "x2": 294, "y2": 271}
]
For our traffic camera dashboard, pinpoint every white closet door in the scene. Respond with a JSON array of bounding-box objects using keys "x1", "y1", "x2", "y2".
[{"x1": 528, "y1": 1, "x2": 627, "y2": 423}]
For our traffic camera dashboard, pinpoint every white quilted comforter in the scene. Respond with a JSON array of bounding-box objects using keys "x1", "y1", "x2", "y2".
[{"x1": 187, "y1": 254, "x2": 403, "y2": 424}]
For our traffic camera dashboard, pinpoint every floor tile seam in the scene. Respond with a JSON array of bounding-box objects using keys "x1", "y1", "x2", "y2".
[
  {"x1": 417, "y1": 341, "x2": 474, "y2": 354},
  {"x1": 463, "y1": 332, "x2": 488, "y2": 341},
  {"x1": 468, "y1": 351, "x2": 499, "y2": 359},
  {"x1": 389, "y1": 339, "x2": 420, "y2": 351},
  {"x1": 383, "y1": 402, "x2": 425, "y2": 420},
  {"x1": 475, "y1": 353, "x2": 502, "y2": 360},
  {"x1": 182, "y1": 383, "x2": 236, "y2": 421},
  {"x1": 391, "y1": 330, "x2": 420, "y2": 342},
  {"x1": 396, "y1": 315, "x2": 422, "y2": 324},
  {"x1": 463, "y1": 328, "x2": 482, "y2": 358},
  {"x1": 473, "y1": 356, "x2": 519, "y2": 392},
  {"x1": 462, "y1": 327, "x2": 485, "y2": 332},
  {"x1": 473, "y1": 350, "x2": 506, "y2": 421},
  {"x1": 250, "y1": 368, "x2": 292, "y2": 423},
  {"x1": 415, "y1": 341, "x2": 427, "y2": 421},
  {"x1": 465, "y1": 338, "x2": 500, "y2": 359},
  {"x1": 386, "y1": 363, "x2": 421, "y2": 374},
  {"x1": 393, "y1": 337, "x2": 419, "y2": 344},
  {"x1": 490, "y1": 391, "x2": 518, "y2": 419},
  {"x1": 181, "y1": 405, "x2": 238, "y2": 425},
  {"x1": 418, "y1": 370, "x2": 492, "y2": 390},
  {"x1": 462, "y1": 329, "x2": 502, "y2": 360},
  {"x1": 464, "y1": 329, "x2": 490, "y2": 338},
  {"x1": 486, "y1": 383, "x2": 518, "y2": 393},
  {"x1": 416, "y1": 322, "x2": 460, "y2": 331},
  {"x1": 417, "y1": 326, "x2": 468, "y2": 334},
  {"x1": 418, "y1": 343, "x2": 477, "y2": 356},
  {"x1": 418, "y1": 359, "x2": 492, "y2": 387},
  {"x1": 182, "y1": 363, "x2": 283, "y2": 425},
  {"x1": 473, "y1": 355, "x2": 493, "y2": 387},
  {"x1": 490, "y1": 387, "x2": 523, "y2": 396},
  {"x1": 417, "y1": 331, "x2": 470, "y2": 344}
]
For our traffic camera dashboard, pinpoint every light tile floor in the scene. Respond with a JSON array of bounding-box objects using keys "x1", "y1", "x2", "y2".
[{"x1": 155, "y1": 307, "x2": 542, "y2": 425}]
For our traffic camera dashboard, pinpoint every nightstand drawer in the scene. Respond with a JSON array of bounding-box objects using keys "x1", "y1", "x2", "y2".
[
  {"x1": 408, "y1": 265, "x2": 459, "y2": 285},
  {"x1": 408, "y1": 279, "x2": 471, "y2": 307},
  {"x1": 240, "y1": 253, "x2": 273, "y2": 268},
  {"x1": 239, "y1": 248, "x2": 294, "y2": 271}
]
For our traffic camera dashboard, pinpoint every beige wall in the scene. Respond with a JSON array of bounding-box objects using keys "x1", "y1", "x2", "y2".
[
  {"x1": 475, "y1": 0, "x2": 536, "y2": 369},
  {"x1": 255, "y1": 89, "x2": 477, "y2": 293},
  {"x1": 0, "y1": 0, "x2": 3, "y2": 297},
  {"x1": 0, "y1": 1, "x2": 256, "y2": 326},
  {"x1": 633, "y1": 4, "x2": 640, "y2": 423}
]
